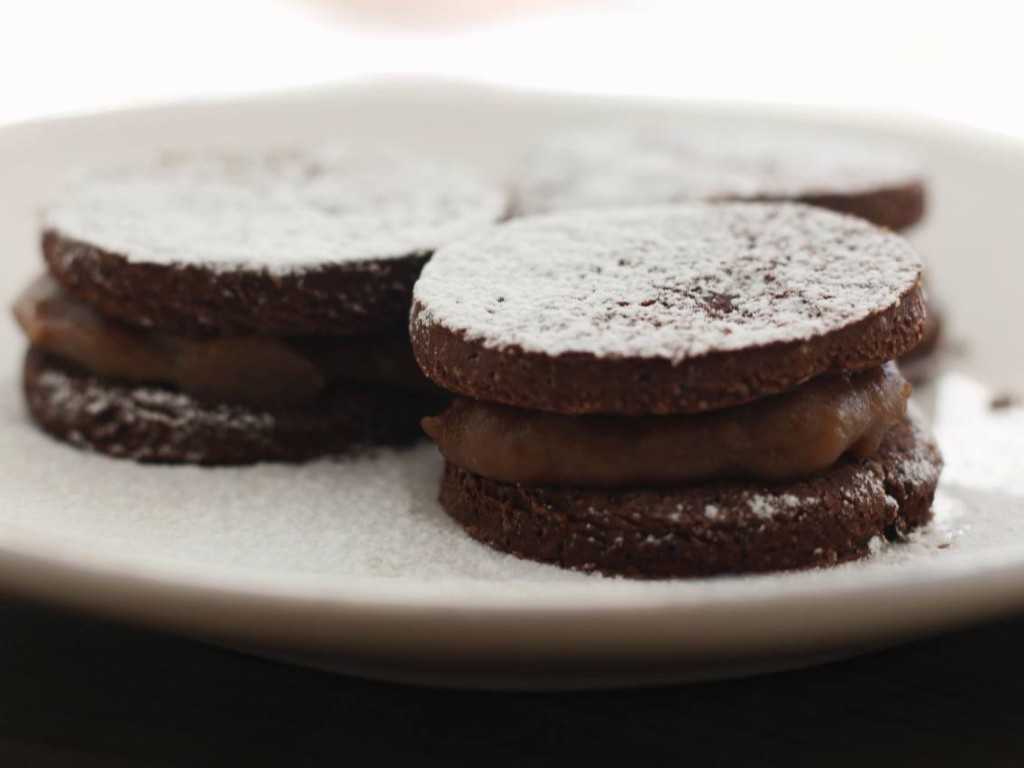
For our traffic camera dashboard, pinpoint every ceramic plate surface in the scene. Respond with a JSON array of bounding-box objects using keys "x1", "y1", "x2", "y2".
[{"x1": 2, "y1": 79, "x2": 1024, "y2": 689}]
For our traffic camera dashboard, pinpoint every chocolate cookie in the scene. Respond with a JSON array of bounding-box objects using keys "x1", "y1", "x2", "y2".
[
  {"x1": 16, "y1": 145, "x2": 496, "y2": 463},
  {"x1": 412, "y1": 203, "x2": 925, "y2": 415},
  {"x1": 413, "y1": 201, "x2": 941, "y2": 578},
  {"x1": 439, "y1": 414, "x2": 940, "y2": 578},
  {"x1": 515, "y1": 121, "x2": 924, "y2": 230},
  {"x1": 43, "y1": 147, "x2": 508, "y2": 336},
  {"x1": 23, "y1": 349, "x2": 440, "y2": 464}
]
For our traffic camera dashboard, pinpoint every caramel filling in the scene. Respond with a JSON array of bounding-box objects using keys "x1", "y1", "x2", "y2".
[
  {"x1": 423, "y1": 364, "x2": 910, "y2": 488},
  {"x1": 13, "y1": 275, "x2": 436, "y2": 404}
]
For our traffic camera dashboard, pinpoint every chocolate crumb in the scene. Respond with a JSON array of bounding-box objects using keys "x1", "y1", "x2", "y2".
[{"x1": 990, "y1": 392, "x2": 1022, "y2": 411}]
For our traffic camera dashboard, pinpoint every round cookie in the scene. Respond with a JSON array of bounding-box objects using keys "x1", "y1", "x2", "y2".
[
  {"x1": 411, "y1": 203, "x2": 926, "y2": 416},
  {"x1": 516, "y1": 121, "x2": 925, "y2": 230},
  {"x1": 43, "y1": 146, "x2": 508, "y2": 336},
  {"x1": 23, "y1": 349, "x2": 443, "y2": 464},
  {"x1": 439, "y1": 413, "x2": 941, "y2": 578}
]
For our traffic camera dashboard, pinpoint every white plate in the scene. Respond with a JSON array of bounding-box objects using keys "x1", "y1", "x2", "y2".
[{"x1": 3, "y1": 79, "x2": 1024, "y2": 691}]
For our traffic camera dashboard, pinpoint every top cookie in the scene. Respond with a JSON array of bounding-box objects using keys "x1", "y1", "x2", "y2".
[
  {"x1": 411, "y1": 203, "x2": 925, "y2": 415},
  {"x1": 43, "y1": 146, "x2": 508, "y2": 336},
  {"x1": 515, "y1": 122, "x2": 925, "y2": 230}
]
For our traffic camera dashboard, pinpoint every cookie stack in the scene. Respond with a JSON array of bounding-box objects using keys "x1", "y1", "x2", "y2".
[
  {"x1": 411, "y1": 204, "x2": 943, "y2": 578},
  {"x1": 13, "y1": 134, "x2": 945, "y2": 579},
  {"x1": 13, "y1": 147, "x2": 507, "y2": 463}
]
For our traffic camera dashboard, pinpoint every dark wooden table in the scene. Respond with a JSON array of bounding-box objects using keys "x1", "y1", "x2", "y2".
[{"x1": 0, "y1": 598, "x2": 1020, "y2": 767}]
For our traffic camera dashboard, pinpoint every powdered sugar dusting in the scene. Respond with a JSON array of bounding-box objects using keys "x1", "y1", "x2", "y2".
[
  {"x1": 932, "y1": 374, "x2": 1024, "y2": 495},
  {"x1": 745, "y1": 493, "x2": 804, "y2": 521},
  {"x1": 33, "y1": 366, "x2": 276, "y2": 463},
  {"x1": 413, "y1": 203, "x2": 921, "y2": 363},
  {"x1": 517, "y1": 120, "x2": 922, "y2": 214},
  {"x1": 44, "y1": 146, "x2": 508, "y2": 273},
  {"x1": 0, "y1": 371, "x2": 1019, "y2": 592}
]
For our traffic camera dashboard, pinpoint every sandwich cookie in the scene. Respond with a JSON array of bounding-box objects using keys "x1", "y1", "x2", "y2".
[
  {"x1": 411, "y1": 203, "x2": 943, "y2": 578},
  {"x1": 15, "y1": 146, "x2": 508, "y2": 463}
]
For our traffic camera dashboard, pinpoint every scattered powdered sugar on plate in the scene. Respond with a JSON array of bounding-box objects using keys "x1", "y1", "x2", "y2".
[
  {"x1": 413, "y1": 203, "x2": 921, "y2": 363},
  {"x1": 44, "y1": 145, "x2": 508, "y2": 273},
  {"x1": 0, "y1": 369, "x2": 1021, "y2": 596},
  {"x1": 932, "y1": 373, "x2": 1024, "y2": 497},
  {"x1": 516, "y1": 120, "x2": 922, "y2": 214}
]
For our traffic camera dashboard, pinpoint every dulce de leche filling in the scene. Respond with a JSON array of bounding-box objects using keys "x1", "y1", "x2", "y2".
[
  {"x1": 423, "y1": 363, "x2": 910, "y2": 488},
  {"x1": 14, "y1": 275, "x2": 436, "y2": 404}
]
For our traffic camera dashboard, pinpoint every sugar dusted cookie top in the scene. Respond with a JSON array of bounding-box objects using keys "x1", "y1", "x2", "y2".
[
  {"x1": 42, "y1": 145, "x2": 509, "y2": 335},
  {"x1": 46, "y1": 145, "x2": 508, "y2": 273},
  {"x1": 412, "y1": 203, "x2": 926, "y2": 414},
  {"x1": 516, "y1": 121, "x2": 924, "y2": 229}
]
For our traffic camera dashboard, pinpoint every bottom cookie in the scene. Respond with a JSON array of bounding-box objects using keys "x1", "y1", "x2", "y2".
[
  {"x1": 438, "y1": 414, "x2": 942, "y2": 579},
  {"x1": 24, "y1": 348, "x2": 441, "y2": 464}
]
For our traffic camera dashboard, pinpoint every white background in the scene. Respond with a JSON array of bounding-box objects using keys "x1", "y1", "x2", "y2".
[{"x1": 2, "y1": 0, "x2": 1023, "y2": 136}]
